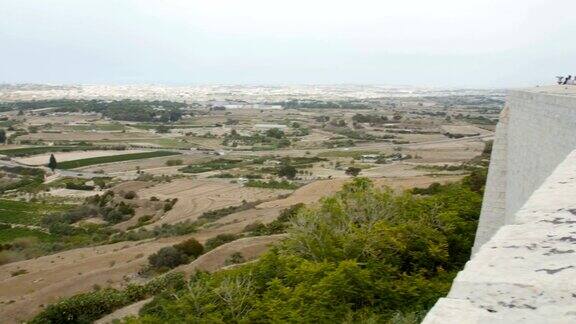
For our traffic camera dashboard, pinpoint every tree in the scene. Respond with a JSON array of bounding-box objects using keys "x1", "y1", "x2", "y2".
[
  {"x1": 148, "y1": 246, "x2": 188, "y2": 269},
  {"x1": 123, "y1": 191, "x2": 137, "y2": 199},
  {"x1": 0, "y1": 129, "x2": 5, "y2": 144},
  {"x1": 48, "y1": 154, "x2": 58, "y2": 171},
  {"x1": 174, "y1": 238, "x2": 204, "y2": 258},
  {"x1": 266, "y1": 128, "x2": 285, "y2": 139},
  {"x1": 156, "y1": 125, "x2": 170, "y2": 134},
  {"x1": 345, "y1": 167, "x2": 361, "y2": 177},
  {"x1": 277, "y1": 164, "x2": 297, "y2": 179}
]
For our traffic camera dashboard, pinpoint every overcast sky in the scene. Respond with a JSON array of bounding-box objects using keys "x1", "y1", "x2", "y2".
[{"x1": 1, "y1": 0, "x2": 574, "y2": 87}]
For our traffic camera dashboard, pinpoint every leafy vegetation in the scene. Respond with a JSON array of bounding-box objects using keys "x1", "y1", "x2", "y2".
[
  {"x1": 165, "y1": 159, "x2": 183, "y2": 166},
  {"x1": 147, "y1": 238, "x2": 204, "y2": 272},
  {"x1": 223, "y1": 129, "x2": 291, "y2": 149},
  {"x1": 204, "y1": 233, "x2": 240, "y2": 251},
  {"x1": 0, "y1": 199, "x2": 70, "y2": 225},
  {"x1": 245, "y1": 179, "x2": 299, "y2": 190},
  {"x1": 119, "y1": 176, "x2": 482, "y2": 323},
  {"x1": 178, "y1": 158, "x2": 243, "y2": 174},
  {"x1": 345, "y1": 166, "x2": 362, "y2": 176},
  {"x1": 0, "y1": 166, "x2": 46, "y2": 194},
  {"x1": 199, "y1": 201, "x2": 259, "y2": 222},
  {"x1": 0, "y1": 99, "x2": 186, "y2": 122},
  {"x1": 0, "y1": 227, "x2": 53, "y2": 244},
  {"x1": 57, "y1": 151, "x2": 180, "y2": 169},
  {"x1": 352, "y1": 113, "x2": 390, "y2": 124},
  {"x1": 30, "y1": 272, "x2": 185, "y2": 324},
  {"x1": 244, "y1": 203, "x2": 305, "y2": 236}
]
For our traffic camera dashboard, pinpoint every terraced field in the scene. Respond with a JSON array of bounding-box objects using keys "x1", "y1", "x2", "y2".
[{"x1": 137, "y1": 178, "x2": 292, "y2": 225}]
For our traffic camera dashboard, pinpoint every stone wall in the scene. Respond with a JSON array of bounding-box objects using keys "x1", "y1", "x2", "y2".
[
  {"x1": 473, "y1": 88, "x2": 576, "y2": 253},
  {"x1": 425, "y1": 87, "x2": 576, "y2": 323},
  {"x1": 423, "y1": 150, "x2": 576, "y2": 323}
]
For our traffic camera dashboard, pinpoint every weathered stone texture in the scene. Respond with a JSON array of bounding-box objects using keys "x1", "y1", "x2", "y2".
[
  {"x1": 425, "y1": 87, "x2": 576, "y2": 323},
  {"x1": 473, "y1": 89, "x2": 576, "y2": 253}
]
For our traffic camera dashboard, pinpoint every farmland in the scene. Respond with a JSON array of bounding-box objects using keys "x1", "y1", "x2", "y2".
[
  {"x1": 0, "y1": 199, "x2": 70, "y2": 225},
  {"x1": 56, "y1": 151, "x2": 181, "y2": 169},
  {"x1": 0, "y1": 85, "x2": 500, "y2": 323}
]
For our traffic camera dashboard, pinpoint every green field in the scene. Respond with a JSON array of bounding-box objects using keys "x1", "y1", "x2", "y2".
[
  {"x1": 64, "y1": 124, "x2": 125, "y2": 131},
  {"x1": 0, "y1": 199, "x2": 70, "y2": 225},
  {"x1": 0, "y1": 146, "x2": 99, "y2": 157},
  {"x1": 0, "y1": 226, "x2": 53, "y2": 244},
  {"x1": 57, "y1": 151, "x2": 181, "y2": 169}
]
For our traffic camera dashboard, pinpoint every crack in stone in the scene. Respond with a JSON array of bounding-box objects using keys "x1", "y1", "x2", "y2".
[
  {"x1": 558, "y1": 236, "x2": 576, "y2": 243},
  {"x1": 544, "y1": 248, "x2": 575, "y2": 255},
  {"x1": 535, "y1": 265, "x2": 574, "y2": 274},
  {"x1": 540, "y1": 217, "x2": 576, "y2": 224},
  {"x1": 497, "y1": 301, "x2": 537, "y2": 310}
]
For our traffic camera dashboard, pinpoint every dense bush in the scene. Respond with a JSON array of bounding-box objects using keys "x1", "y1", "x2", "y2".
[
  {"x1": 165, "y1": 159, "x2": 183, "y2": 166},
  {"x1": 31, "y1": 288, "x2": 128, "y2": 323},
  {"x1": 65, "y1": 182, "x2": 94, "y2": 191},
  {"x1": 345, "y1": 166, "x2": 361, "y2": 176},
  {"x1": 244, "y1": 203, "x2": 304, "y2": 236},
  {"x1": 124, "y1": 191, "x2": 137, "y2": 199},
  {"x1": 277, "y1": 164, "x2": 297, "y2": 179},
  {"x1": 199, "y1": 201, "x2": 258, "y2": 222},
  {"x1": 148, "y1": 246, "x2": 188, "y2": 270},
  {"x1": 174, "y1": 238, "x2": 204, "y2": 258},
  {"x1": 30, "y1": 272, "x2": 185, "y2": 323}
]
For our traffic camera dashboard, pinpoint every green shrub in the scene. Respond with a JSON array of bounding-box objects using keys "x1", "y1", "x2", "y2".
[
  {"x1": 277, "y1": 164, "x2": 296, "y2": 179},
  {"x1": 199, "y1": 201, "x2": 258, "y2": 222},
  {"x1": 165, "y1": 159, "x2": 183, "y2": 166},
  {"x1": 31, "y1": 272, "x2": 185, "y2": 323},
  {"x1": 148, "y1": 246, "x2": 188, "y2": 269},
  {"x1": 65, "y1": 182, "x2": 95, "y2": 191},
  {"x1": 126, "y1": 177, "x2": 482, "y2": 323},
  {"x1": 163, "y1": 198, "x2": 178, "y2": 212},
  {"x1": 30, "y1": 288, "x2": 128, "y2": 324},
  {"x1": 124, "y1": 191, "x2": 137, "y2": 199},
  {"x1": 345, "y1": 166, "x2": 361, "y2": 176},
  {"x1": 174, "y1": 238, "x2": 204, "y2": 258},
  {"x1": 204, "y1": 234, "x2": 238, "y2": 251},
  {"x1": 224, "y1": 252, "x2": 245, "y2": 266},
  {"x1": 245, "y1": 179, "x2": 298, "y2": 190}
]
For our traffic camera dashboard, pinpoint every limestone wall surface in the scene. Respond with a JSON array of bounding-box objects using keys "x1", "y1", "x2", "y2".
[
  {"x1": 425, "y1": 86, "x2": 576, "y2": 323},
  {"x1": 424, "y1": 149, "x2": 576, "y2": 324},
  {"x1": 473, "y1": 88, "x2": 576, "y2": 252}
]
